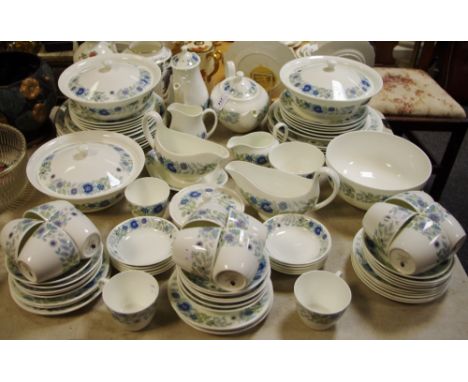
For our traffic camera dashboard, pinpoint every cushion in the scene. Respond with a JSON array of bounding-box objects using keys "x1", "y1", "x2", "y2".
[{"x1": 369, "y1": 68, "x2": 466, "y2": 118}]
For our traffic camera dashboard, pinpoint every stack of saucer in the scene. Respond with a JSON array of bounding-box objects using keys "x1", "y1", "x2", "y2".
[
  {"x1": 106, "y1": 216, "x2": 178, "y2": 276},
  {"x1": 7, "y1": 249, "x2": 109, "y2": 315},
  {"x1": 264, "y1": 214, "x2": 331, "y2": 275},
  {"x1": 54, "y1": 92, "x2": 165, "y2": 152},
  {"x1": 351, "y1": 229, "x2": 454, "y2": 304},
  {"x1": 169, "y1": 258, "x2": 273, "y2": 335},
  {"x1": 266, "y1": 91, "x2": 384, "y2": 151}
]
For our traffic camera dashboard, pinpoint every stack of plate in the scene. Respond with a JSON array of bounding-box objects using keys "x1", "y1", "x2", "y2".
[
  {"x1": 168, "y1": 256, "x2": 273, "y2": 335},
  {"x1": 106, "y1": 216, "x2": 178, "y2": 276},
  {"x1": 264, "y1": 214, "x2": 331, "y2": 275},
  {"x1": 351, "y1": 229, "x2": 454, "y2": 304},
  {"x1": 266, "y1": 91, "x2": 384, "y2": 151},
  {"x1": 54, "y1": 92, "x2": 165, "y2": 152},
  {"x1": 7, "y1": 249, "x2": 109, "y2": 315}
]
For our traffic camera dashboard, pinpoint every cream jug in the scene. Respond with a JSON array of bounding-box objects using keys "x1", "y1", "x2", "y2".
[
  {"x1": 171, "y1": 46, "x2": 209, "y2": 108},
  {"x1": 167, "y1": 103, "x2": 217, "y2": 139}
]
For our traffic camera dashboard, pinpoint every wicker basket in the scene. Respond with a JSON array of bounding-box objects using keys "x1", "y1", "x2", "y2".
[{"x1": 0, "y1": 123, "x2": 27, "y2": 212}]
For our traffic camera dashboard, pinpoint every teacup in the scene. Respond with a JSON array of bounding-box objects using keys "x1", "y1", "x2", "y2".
[
  {"x1": 294, "y1": 270, "x2": 352, "y2": 330},
  {"x1": 423, "y1": 202, "x2": 466, "y2": 254},
  {"x1": 0, "y1": 218, "x2": 42, "y2": 261},
  {"x1": 23, "y1": 200, "x2": 72, "y2": 221},
  {"x1": 212, "y1": 227, "x2": 260, "y2": 291},
  {"x1": 17, "y1": 222, "x2": 80, "y2": 283},
  {"x1": 172, "y1": 227, "x2": 222, "y2": 280},
  {"x1": 385, "y1": 191, "x2": 435, "y2": 212},
  {"x1": 225, "y1": 209, "x2": 267, "y2": 242},
  {"x1": 182, "y1": 198, "x2": 231, "y2": 228},
  {"x1": 362, "y1": 202, "x2": 416, "y2": 257},
  {"x1": 388, "y1": 215, "x2": 452, "y2": 275},
  {"x1": 269, "y1": 141, "x2": 325, "y2": 179},
  {"x1": 101, "y1": 270, "x2": 159, "y2": 331},
  {"x1": 125, "y1": 177, "x2": 170, "y2": 217}
]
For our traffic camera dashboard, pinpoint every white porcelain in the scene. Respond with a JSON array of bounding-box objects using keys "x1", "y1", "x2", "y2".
[
  {"x1": 211, "y1": 65, "x2": 270, "y2": 133},
  {"x1": 168, "y1": 184, "x2": 245, "y2": 228},
  {"x1": 294, "y1": 270, "x2": 351, "y2": 330},
  {"x1": 106, "y1": 216, "x2": 178, "y2": 267},
  {"x1": 385, "y1": 191, "x2": 435, "y2": 212},
  {"x1": 102, "y1": 270, "x2": 159, "y2": 331},
  {"x1": 0, "y1": 219, "x2": 42, "y2": 261},
  {"x1": 182, "y1": 198, "x2": 230, "y2": 228},
  {"x1": 167, "y1": 103, "x2": 217, "y2": 139},
  {"x1": 264, "y1": 214, "x2": 331, "y2": 269},
  {"x1": 73, "y1": 41, "x2": 117, "y2": 62},
  {"x1": 186, "y1": 41, "x2": 223, "y2": 83},
  {"x1": 59, "y1": 54, "x2": 162, "y2": 121},
  {"x1": 388, "y1": 215, "x2": 452, "y2": 275},
  {"x1": 280, "y1": 56, "x2": 382, "y2": 123},
  {"x1": 125, "y1": 177, "x2": 170, "y2": 217},
  {"x1": 171, "y1": 46, "x2": 209, "y2": 108},
  {"x1": 17, "y1": 222, "x2": 80, "y2": 283},
  {"x1": 212, "y1": 228, "x2": 261, "y2": 292},
  {"x1": 23, "y1": 200, "x2": 73, "y2": 221},
  {"x1": 362, "y1": 202, "x2": 417, "y2": 256},
  {"x1": 227, "y1": 131, "x2": 282, "y2": 166},
  {"x1": 423, "y1": 202, "x2": 466, "y2": 254},
  {"x1": 172, "y1": 227, "x2": 222, "y2": 280},
  {"x1": 226, "y1": 209, "x2": 267, "y2": 243},
  {"x1": 143, "y1": 111, "x2": 229, "y2": 181},
  {"x1": 326, "y1": 131, "x2": 432, "y2": 210},
  {"x1": 26, "y1": 131, "x2": 145, "y2": 212},
  {"x1": 225, "y1": 160, "x2": 340, "y2": 219},
  {"x1": 269, "y1": 141, "x2": 326, "y2": 179}
]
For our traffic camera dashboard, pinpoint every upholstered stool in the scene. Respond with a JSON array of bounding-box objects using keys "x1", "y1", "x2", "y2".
[{"x1": 369, "y1": 67, "x2": 468, "y2": 200}]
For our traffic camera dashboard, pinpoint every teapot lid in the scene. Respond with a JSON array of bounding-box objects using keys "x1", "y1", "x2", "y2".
[
  {"x1": 222, "y1": 71, "x2": 259, "y2": 100},
  {"x1": 171, "y1": 46, "x2": 201, "y2": 70}
]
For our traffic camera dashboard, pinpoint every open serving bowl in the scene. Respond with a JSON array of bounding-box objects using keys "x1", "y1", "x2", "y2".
[
  {"x1": 279, "y1": 56, "x2": 382, "y2": 122},
  {"x1": 27, "y1": 131, "x2": 145, "y2": 212},
  {"x1": 58, "y1": 54, "x2": 161, "y2": 121},
  {"x1": 325, "y1": 131, "x2": 432, "y2": 210}
]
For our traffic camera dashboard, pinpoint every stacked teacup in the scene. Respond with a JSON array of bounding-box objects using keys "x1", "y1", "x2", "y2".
[
  {"x1": 170, "y1": 209, "x2": 273, "y2": 335},
  {"x1": 351, "y1": 191, "x2": 466, "y2": 304},
  {"x1": 0, "y1": 200, "x2": 107, "y2": 315}
]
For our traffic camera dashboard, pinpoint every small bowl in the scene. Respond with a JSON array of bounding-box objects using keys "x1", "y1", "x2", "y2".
[
  {"x1": 326, "y1": 131, "x2": 432, "y2": 210},
  {"x1": 125, "y1": 177, "x2": 170, "y2": 217}
]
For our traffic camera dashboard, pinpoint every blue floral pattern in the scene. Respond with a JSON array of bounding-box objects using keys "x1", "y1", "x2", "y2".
[
  {"x1": 155, "y1": 151, "x2": 217, "y2": 176},
  {"x1": 131, "y1": 201, "x2": 167, "y2": 217},
  {"x1": 3, "y1": 219, "x2": 42, "y2": 261}
]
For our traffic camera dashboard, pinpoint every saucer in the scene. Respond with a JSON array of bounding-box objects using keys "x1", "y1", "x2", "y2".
[{"x1": 145, "y1": 149, "x2": 228, "y2": 191}]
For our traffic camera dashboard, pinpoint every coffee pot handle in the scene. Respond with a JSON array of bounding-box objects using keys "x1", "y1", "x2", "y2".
[
  {"x1": 142, "y1": 111, "x2": 165, "y2": 148},
  {"x1": 225, "y1": 60, "x2": 236, "y2": 78},
  {"x1": 206, "y1": 49, "x2": 223, "y2": 83},
  {"x1": 309, "y1": 167, "x2": 341, "y2": 212}
]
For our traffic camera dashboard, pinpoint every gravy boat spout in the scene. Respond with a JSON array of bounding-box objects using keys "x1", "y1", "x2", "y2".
[{"x1": 225, "y1": 161, "x2": 340, "y2": 219}]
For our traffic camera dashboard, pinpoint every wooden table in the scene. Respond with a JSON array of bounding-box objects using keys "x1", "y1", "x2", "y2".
[{"x1": 1, "y1": 125, "x2": 467, "y2": 340}]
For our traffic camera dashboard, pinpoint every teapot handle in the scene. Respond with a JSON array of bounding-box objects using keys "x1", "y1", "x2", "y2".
[
  {"x1": 206, "y1": 49, "x2": 223, "y2": 83},
  {"x1": 202, "y1": 108, "x2": 218, "y2": 138},
  {"x1": 272, "y1": 122, "x2": 289, "y2": 143},
  {"x1": 225, "y1": 60, "x2": 236, "y2": 78},
  {"x1": 309, "y1": 167, "x2": 341, "y2": 212},
  {"x1": 142, "y1": 111, "x2": 165, "y2": 148}
]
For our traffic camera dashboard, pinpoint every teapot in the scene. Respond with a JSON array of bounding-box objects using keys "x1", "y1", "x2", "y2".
[
  {"x1": 167, "y1": 103, "x2": 217, "y2": 139},
  {"x1": 171, "y1": 46, "x2": 209, "y2": 108},
  {"x1": 210, "y1": 61, "x2": 270, "y2": 133}
]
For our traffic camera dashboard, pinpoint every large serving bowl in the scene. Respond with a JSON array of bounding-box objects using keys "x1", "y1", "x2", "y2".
[
  {"x1": 26, "y1": 131, "x2": 145, "y2": 212},
  {"x1": 58, "y1": 54, "x2": 161, "y2": 121},
  {"x1": 279, "y1": 56, "x2": 382, "y2": 123},
  {"x1": 325, "y1": 131, "x2": 432, "y2": 210}
]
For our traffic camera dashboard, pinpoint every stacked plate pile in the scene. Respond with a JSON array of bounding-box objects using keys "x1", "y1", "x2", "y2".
[
  {"x1": 106, "y1": 216, "x2": 178, "y2": 276},
  {"x1": 7, "y1": 249, "x2": 109, "y2": 316},
  {"x1": 266, "y1": 91, "x2": 384, "y2": 151},
  {"x1": 351, "y1": 229, "x2": 454, "y2": 304},
  {"x1": 56, "y1": 53, "x2": 163, "y2": 152},
  {"x1": 168, "y1": 258, "x2": 273, "y2": 335},
  {"x1": 264, "y1": 214, "x2": 331, "y2": 275}
]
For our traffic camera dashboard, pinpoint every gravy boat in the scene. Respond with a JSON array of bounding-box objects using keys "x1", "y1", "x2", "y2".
[
  {"x1": 225, "y1": 161, "x2": 340, "y2": 219},
  {"x1": 143, "y1": 111, "x2": 229, "y2": 181},
  {"x1": 227, "y1": 130, "x2": 283, "y2": 166}
]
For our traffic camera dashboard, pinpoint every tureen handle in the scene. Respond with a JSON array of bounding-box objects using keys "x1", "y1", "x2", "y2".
[
  {"x1": 309, "y1": 167, "x2": 341, "y2": 212},
  {"x1": 225, "y1": 60, "x2": 236, "y2": 78},
  {"x1": 272, "y1": 122, "x2": 289, "y2": 143},
  {"x1": 142, "y1": 111, "x2": 165, "y2": 149}
]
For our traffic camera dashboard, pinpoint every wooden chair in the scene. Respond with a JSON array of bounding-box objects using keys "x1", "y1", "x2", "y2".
[{"x1": 369, "y1": 42, "x2": 468, "y2": 200}]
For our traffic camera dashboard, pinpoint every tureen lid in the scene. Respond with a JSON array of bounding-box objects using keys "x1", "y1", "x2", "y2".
[
  {"x1": 279, "y1": 56, "x2": 382, "y2": 102},
  {"x1": 26, "y1": 131, "x2": 145, "y2": 200},
  {"x1": 170, "y1": 46, "x2": 200, "y2": 70},
  {"x1": 58, "y1": 54, "x2": 161, "y2": 107},
  {"x1": 186, "y1": 41, "x2": 213, "y2": 53},
  {"x1": 221, "y1": 71, "x2": 259, "y2": 100}
]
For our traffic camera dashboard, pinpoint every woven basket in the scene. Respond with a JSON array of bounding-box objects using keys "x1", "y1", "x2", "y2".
[{"x1": 0, "y1": 123, "x2": 27, "y2": 212}]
